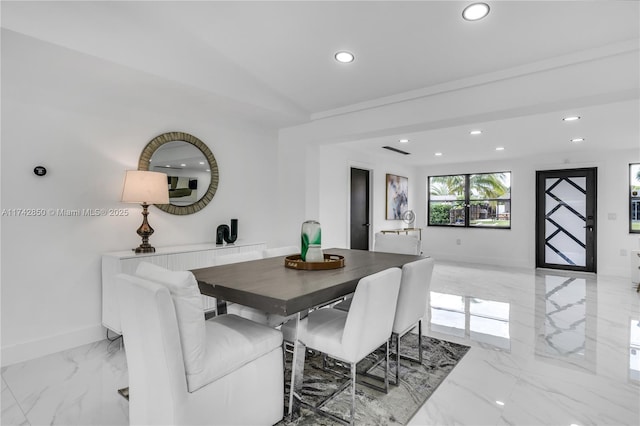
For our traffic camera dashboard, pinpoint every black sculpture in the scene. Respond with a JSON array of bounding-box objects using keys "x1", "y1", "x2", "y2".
[{"x1": 216, "y1": 219, "x2": 238, "y2": 245}]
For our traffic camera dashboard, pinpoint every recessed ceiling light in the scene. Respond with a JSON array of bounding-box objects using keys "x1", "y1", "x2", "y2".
[
  {"x1": 335, "y1": 51, "x2": 355, "y2": 63},
  {"x1": 496, "y1": 147, "x2": 505, "y2": 151},
  {"x1": 470, "y1": 130, "x2": 482, "y2": 135},
  {"x1": 180, "y1": 163, "x2": 186, "y2": 167},
  {"x1": 571, "y1": 138, "x2": 585, "y2": 143},
  {"x1": 199, "y1": 161, "x2": 205, "y2": 165},
  {"x1": 399, "y1": 139, "x2": 410, "y2": 143},
  {"x1": 462, "y1": 3, "x2": 490, "y2": 21},
  {"x1": 563, "y1": 116, "x2": 581, "y2": 122},
  {"x1": 496, "y1": 401, "x2": 505, "y2": 406},
  {"x1": 206, "y1": 169, "x2": 210, "y2": 172},
  {"x1": 165, "y1": 165, "x2": 171, "y2": 167},
  {"x1": 435, "y1": 152, "x2": 443, "y2": 156}
]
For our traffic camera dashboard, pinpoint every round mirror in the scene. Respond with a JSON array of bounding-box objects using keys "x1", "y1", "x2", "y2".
[{"x1": 138, "y1": 132, "x2": 219, "y2": 215}]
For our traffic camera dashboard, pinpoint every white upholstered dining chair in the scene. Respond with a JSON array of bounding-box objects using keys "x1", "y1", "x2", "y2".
[
  {"x1": 333, "y1": 257, "x2": 434, "y2": 384},
  {"x1": 283, "y1": 267, "x2": 402, "y2": 424},
  {"x1": 118, "y1": 262, "x2": 284, "y2": 425},
  {"x1": 389, "y1": 257, "x2": 434, "y2": 383}
]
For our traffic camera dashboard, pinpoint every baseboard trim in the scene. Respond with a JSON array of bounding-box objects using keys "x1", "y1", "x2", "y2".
[{"x1": 1, "y1": 324, "x2": 105, "y2": 367}]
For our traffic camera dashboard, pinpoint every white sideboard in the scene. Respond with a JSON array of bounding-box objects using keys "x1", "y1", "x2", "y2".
[{"x1": 102, "y1": 241, "x2": 266, "y2": 334}]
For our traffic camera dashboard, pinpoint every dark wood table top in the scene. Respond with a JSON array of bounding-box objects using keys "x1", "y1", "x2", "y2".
[{"x1": 192, "y1": 248, "x2": 424, "y2": 316}]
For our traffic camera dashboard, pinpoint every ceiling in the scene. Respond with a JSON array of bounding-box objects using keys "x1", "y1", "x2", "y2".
[{"x1": 2, "y1": 1, "x2": 639, "y2": 166}]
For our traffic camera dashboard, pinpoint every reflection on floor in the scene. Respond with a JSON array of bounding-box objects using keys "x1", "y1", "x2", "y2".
[
  {"x1": 534, "y1": 274, "x2": 597, "y2": 373},
  {"x1": 2, "y1": 261, "x2": 639, "y2": 426},
  {"x1": 430, "y1": 291, "x2": 511, "y2": 350}
]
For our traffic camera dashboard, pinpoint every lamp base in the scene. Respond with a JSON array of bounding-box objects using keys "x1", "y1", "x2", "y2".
[
  {"x1": 132, "y1": 202, "x2": 156, "y2": 254},
  {"x1": 133, "y1": 245, "x2": 156, "y2": 254}
]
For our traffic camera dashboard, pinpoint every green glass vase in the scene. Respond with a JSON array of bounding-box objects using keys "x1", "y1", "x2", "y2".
[{"x1": 301, "y1": 220, "x2": 323, "y2": 262}]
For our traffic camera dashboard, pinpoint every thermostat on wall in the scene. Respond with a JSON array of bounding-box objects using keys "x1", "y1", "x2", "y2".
[{"x1": 33, "y1": 166, "x2": 47, "y2": 176}]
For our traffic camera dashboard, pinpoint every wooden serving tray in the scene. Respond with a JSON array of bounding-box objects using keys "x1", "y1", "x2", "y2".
[{"x1": 284, "y1": 254, "x2": 345, "y2": 270}]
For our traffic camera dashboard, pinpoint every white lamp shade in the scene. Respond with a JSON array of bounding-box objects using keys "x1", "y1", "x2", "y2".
[{"x1": 121, "y1": 170, "x2": 169, "y2": 204}]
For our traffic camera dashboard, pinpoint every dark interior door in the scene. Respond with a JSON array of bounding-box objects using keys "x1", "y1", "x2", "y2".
[
  {"x1": 350, "y1": 168, "x2": 370, "y2": 250},
  {"x1": 536, "y1": 168, "x2": 597, "y2": 272}
]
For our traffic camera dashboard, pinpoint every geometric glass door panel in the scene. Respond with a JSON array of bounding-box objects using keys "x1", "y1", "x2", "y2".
[
  {"x1": 537, "y1": 168, "x2": 597, "y2": 272},
  {"x1": 545, "y1": 177, "x2": 586, "y2": 266}
]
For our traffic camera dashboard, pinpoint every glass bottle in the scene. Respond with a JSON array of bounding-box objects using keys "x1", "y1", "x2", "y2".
[{"x1": 301, "y1": 220, "x2": 324, "y2": 262}]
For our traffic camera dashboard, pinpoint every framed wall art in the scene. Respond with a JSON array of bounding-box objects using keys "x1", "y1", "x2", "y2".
[{"x1": 386, "y1": 174, "x2": 408, "y2": 219}]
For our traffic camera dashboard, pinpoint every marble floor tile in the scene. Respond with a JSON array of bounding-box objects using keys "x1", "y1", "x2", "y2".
[
  {"x1": 2, "y1": 376, "x2": 29, "y2": 426},
  {"x1": 2, "y1": 261, "x2": 639, "y2": 426},
  {"x1": 409, "y1": 261, "x2": 640, "y2": 426},
  {"x1": 2, "y1": 339, "x2": 128, "y2": 426}
]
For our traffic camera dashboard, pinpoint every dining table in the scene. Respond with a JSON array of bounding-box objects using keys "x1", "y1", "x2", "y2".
[{"x1": 191, "y1": 247, "x2": 425, "y2": 417}]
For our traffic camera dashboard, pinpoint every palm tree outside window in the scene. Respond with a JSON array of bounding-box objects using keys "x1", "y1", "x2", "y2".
[{"x1": 428, "y1": 172, "x2": 511, "y2": 228}]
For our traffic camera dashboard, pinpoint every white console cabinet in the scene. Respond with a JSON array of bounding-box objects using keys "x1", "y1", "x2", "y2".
[{"x1": 102, "y1": 241, "x2": 266, "y2": 334}]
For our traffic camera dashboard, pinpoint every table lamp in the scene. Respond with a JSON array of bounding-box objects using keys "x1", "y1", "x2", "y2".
[{"x1": 121, "y1": 170, "x2": 169, "y2": 253}]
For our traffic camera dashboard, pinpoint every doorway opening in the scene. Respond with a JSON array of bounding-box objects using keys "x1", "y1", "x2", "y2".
[{"x1": 350, "y1": 167, "x2": 371, "y2": 250}]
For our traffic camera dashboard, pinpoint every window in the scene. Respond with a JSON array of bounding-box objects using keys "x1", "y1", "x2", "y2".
[
  {"x1": 631, "y1": 163, "x2": 640, "y2": 233},
  {"x1": 428, "y1": 171, "x2": 511, "y2": 228}
]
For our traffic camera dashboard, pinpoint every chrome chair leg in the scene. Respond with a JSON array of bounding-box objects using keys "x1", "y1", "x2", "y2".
[
  {"x1": 394, "y1": 332, "x2": 401, "y2": 384},
  {"x1": 393, "y1": 319, "x2": 425, "y2": 385},
  {"x1": 418, "y1": 319, "x2": 423, "y2": 364},
  {"x1": 385, "y1": 339, "x2": 390, "y2": 393},
  {"x1": 350, "y1": 362, "x2": 356, "y2": 425}
]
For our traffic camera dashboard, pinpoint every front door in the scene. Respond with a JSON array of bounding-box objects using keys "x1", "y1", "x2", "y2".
[
  {"x1": 536, "y1": 168, "x2": 597, "y2": 272},
  {"x1": 350, "y1": 168, "x2": 370, "y2": 250}
]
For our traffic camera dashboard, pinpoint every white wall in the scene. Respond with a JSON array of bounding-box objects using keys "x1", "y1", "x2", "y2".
[
  {"x1": 1, "y1": 31, "x2": 283, "y2": 365},
  {"x1": 418, "y1": 148, "x2": 640, "y2": 276},
  {"x1": 318, "y1": 144, "x2": 418, "y2": 249}
]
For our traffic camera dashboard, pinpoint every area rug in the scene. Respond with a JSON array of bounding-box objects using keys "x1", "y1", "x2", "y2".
[{"x1": 280, "y1": 333, "x2": 470, "y2": 425}]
